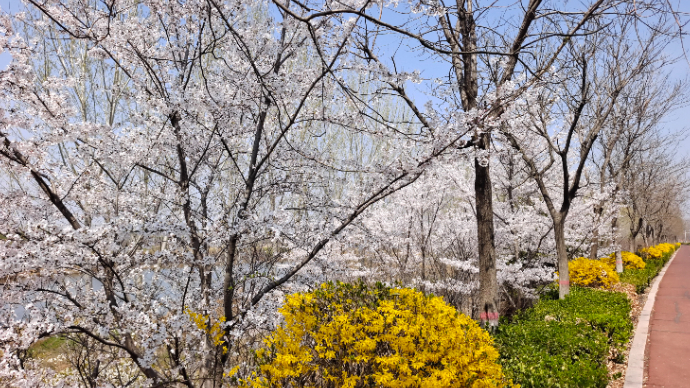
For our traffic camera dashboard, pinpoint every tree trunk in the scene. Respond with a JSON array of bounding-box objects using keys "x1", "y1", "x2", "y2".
[
  {"x1": 446, "y1": 2, "x2": 499, "y2": 327},
  {"x1": 553, "y1": 214, "x2": 570, "y2": 299},
  {"x1": 630, "y1": 217, "x2": 643, "y2": 252},
  {"x1": 474, "y1": 133, "x2": 499, "y2": 327},
  {"x1": 612, "y1": 217, "x2": 623, "y2": 273},
  {"x1": 590, "y1": 205, "x2": 602, "y2": 260},
  {"x1": 615, "y1": 251, "x2": 623, "y2": 273},
  {"x1": 644, "y1": 224, "x2": 653, "y2": 247},
  {"x1": 655, "y1": 223, "x2": 664, "y2": 245},
  {"x1": 590, "y1": 230, "x2": 599, "y2": 260}
]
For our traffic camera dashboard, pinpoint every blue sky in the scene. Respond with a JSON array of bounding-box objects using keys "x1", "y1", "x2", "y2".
[
  {"x1": 0, "y1": 0, "x2": 12, "y2": 70},
  {"x1": 1, "y1": 0, "x2": 688, "y2": 159}
]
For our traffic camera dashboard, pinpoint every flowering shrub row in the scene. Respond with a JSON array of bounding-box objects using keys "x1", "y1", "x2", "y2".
[
  {"x1": 620, "y1": 242, "x2": 681, "y2": 293},
  {"x1": 235, "y1": 242, "x2": 683, "y2": 386},
  {"x1": 569, "y1": 242, "x2": 680, "y2": 290},
  {"x1": 568, "y1": 257, "x2": 620, "y2": 289},
  {"x1": 639, "y1": 242, "x2": 679, "y2": 260},
  {"x1": 601, "y1": 251, "x2": 646, "y2": 270}
]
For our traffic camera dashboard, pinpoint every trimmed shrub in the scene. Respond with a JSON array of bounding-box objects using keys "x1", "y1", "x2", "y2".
[
  {"x1": 620, "y1": 260, "x2": 664, "y2": 293},
  {"x1": 243, "y1": 281, "x2": 515, "y2": 388},
  {"x1": 622, "y1": 251, "x2": 646, "y2": 269},
  {"x1": 523, "y1": 287, "x2": 632, "y2": 350},
  {"x1": 601, "y1": 251, "x2": 645, "y2": 270},
  {"x1": 620, "y1": 242, "x2": 677, "y2": 293},
  {"x1": 656, "y1": 243, "x2": 676, "y2": 256},
  {"x1": 496, "y1": 321, "x2": 609, "y2": 388},
  {"x1": 495, "y1": 287, "x2": 632, "y2": 388},
  {"x1": 638, "y1": 242, "x2": 678, "y2": 261},
  {"x1": 639, "y1": 246, "x2": 663, "y2": 260},
  {"x1": 569, "y1": 257, "x2": 620, "y2": 289}
]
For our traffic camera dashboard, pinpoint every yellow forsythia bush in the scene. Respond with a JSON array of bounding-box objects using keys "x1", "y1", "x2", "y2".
[
  {"x1": 600, "y1": 254, "x2": 615, "y2": 268},
  {"x1": 186, "y1": 308, "x2": 228, "y2": 354},
  {"x1": 622, "y1": 251, "x2": 645, "y2": 269},
  {"x1": 656, "y1": 243, "x2": 676, "y2": 255},
  {"x1": 639, "y1": 246, "x2": 663, "y2": 259},
  {"x1": 569, "y1": 257, "x2": 620, "y2": 289},
  {"x1": 639, "y1": 243, "x2": 678, "y2": 260},
  {"x1": 242, "y1": 281, "x2": 515, "y2": 388},
  {"x1": 602, "y1": 252, "x2": 645, "y2": 270}
]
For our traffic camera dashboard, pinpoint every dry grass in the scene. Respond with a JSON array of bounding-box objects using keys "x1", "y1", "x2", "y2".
[{"x1": 27, "y1": 336, "x2": 72, "y2": 372}]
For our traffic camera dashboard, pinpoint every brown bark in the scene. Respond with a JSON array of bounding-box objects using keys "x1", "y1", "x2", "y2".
[
  {"x1": 553, "y1": 215, "x2": 570, "y2": 299},
  {"x1": 1, "y1": 134, "x2": 81, "y2": 230},
  {"x1": 170, "y1": 112, "x2": 215, "y2": 386},
  {"x1": 441, "y1": 0, "x2": 501, "y2": 326},
  {"x1": 470, "y1": 0, "x2": 544, "y2": 319},
  {"x1": 590, "y1": 205, "x2": 603, "y2": 260},
  {"x1": 630, "y1": 217, "x2": 643, "y2": 251},
  {"x1": 475, "y1": 132, "x2": 499, "y2": 326}
]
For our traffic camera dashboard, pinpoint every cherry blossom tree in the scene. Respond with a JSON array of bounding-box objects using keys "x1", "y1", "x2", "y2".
[
  {"x1": 587, "y1": 62, "x2": 686, "y2": 269},
  {"x1": 0, "y1": 0, "x2": 479, "y2": 385},
  {"x1": 622, "y1": 144, "x2": 689, "y2": 250},
  {"x1": 274, "y1": 0, "x2": 685, "y2": 314},
  {"x1": 498, "y1": 15, "x2": 677, "y2": 297},
  {"x1": 0, "y1": 0, "x2": 688, "y2": 386}
]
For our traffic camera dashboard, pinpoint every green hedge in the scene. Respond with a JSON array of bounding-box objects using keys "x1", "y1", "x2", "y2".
[
  {"x1": 620, "y1": 259, "x2": 663, "y2": 293},
  {"x1": 495, "y1": 287, "x2": 632, "y2": 388},
  {"x1": 621, "y1": 249, "x2": 674, "y2": 293},
  {"x1": 493, "y1": 248, "x2": 677, "y2": 387}
]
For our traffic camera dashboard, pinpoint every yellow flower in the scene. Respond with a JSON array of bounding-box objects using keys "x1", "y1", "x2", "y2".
[
  {"x1": 240, "y1": 281, "x2": 516, "y2": 388},
  {"x1": 639, "y1": 243, "x2": 678, "y2": 260},
  {"x1": 601, "y1": 251, "x2": 645, "y2": 269},
  {"x1": 184, "y1": 308, "x2": 227, "y2": 353},
  {"x1": 569, "y1": 257, "x2": 619, "y2": 289}
]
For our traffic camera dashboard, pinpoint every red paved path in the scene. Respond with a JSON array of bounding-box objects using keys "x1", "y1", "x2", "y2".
[{"x1": 646, "y1": 245, "x2": 690, "y2": 388}]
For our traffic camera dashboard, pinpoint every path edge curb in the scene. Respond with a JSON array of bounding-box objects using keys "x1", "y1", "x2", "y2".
[{"x1": 623, "y1": 248, "x2": 680, "y2": 388}]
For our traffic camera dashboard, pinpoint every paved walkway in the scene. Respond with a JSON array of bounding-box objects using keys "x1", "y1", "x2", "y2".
[{"x1": 646, "y1": 245, "x2": 690, "y2": 387}]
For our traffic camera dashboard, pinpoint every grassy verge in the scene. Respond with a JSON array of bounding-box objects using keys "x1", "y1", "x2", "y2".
[
  {"x1": 494, "y1": 248, "x2": 677, "y2": 388},
  {"x1": 619, "y1": 253, "x2": 672, "y2": 294},
  {"x1": 495, "y1": 287, "x2": 631, "y2": 388}
]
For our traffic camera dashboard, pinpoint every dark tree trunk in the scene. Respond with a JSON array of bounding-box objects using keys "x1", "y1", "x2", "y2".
[{"x1": 474, "y1": 132, "x2": 499, "y2": 327}]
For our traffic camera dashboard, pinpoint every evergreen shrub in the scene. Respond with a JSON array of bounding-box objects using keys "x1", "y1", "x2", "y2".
[{"x1": 495, "y1": 287, "x2": 632, "y2": 388}]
